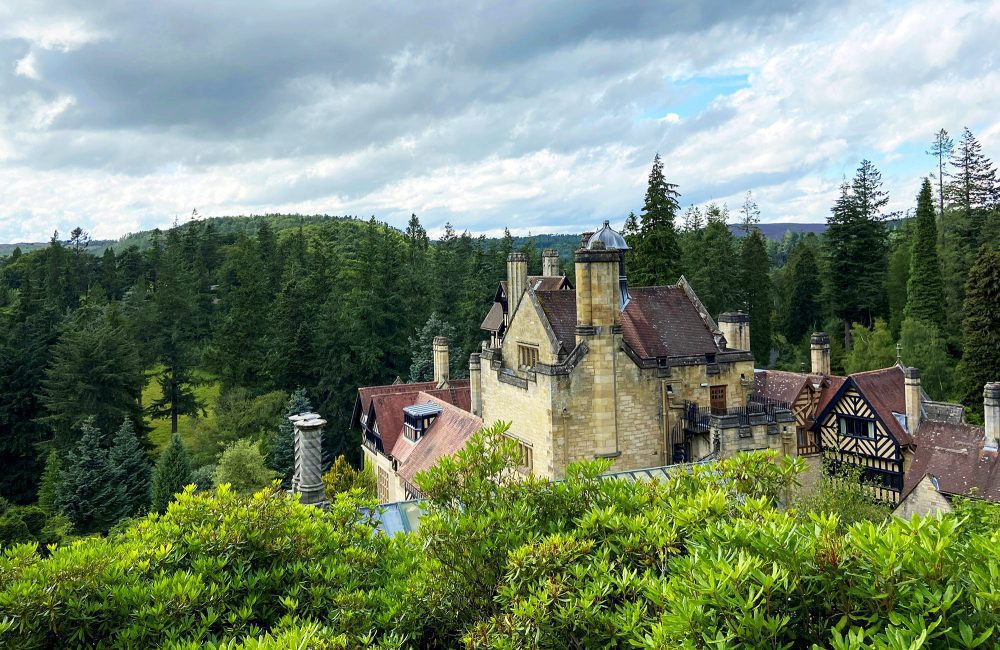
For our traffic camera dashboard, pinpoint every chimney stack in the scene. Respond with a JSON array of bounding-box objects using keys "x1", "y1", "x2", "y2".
[
  {"x1": 433, "y1": 336, "x2": 450, "y2": 388},
  {"x1": 810, "y1": 332, "x2": 831, "y2": 375},
  {"x1": 985, "y1": 382, "x2": 1000, "y2": 451},
  {"x1": 904, "y1": 367, "x2": 922, "y2": 434},
  {"x1": 718, "y1": 312, "x2": 751, "y2": 353},
  {"x1": 290, "y1": 413, "x2": 326, "y2": 506},
  {"x1": 506, "y1": 252, "x2": 528, "y2": 316},
  {"x1": 542, "y1": 249, "x2": 560, "y2": 277},
  {"x1": 469, "y1": 353, "x2": 482, "y2": 417}
]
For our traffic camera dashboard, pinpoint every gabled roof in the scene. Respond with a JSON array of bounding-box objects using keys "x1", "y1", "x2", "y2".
[
  {"x1": 812, "y1": 365, "x2": 911, "y2": 445},
  {"x1": 754, "y1": 370, "x2": 810, "y2": 405},
  {"x1": 535, "y1": 283, "x2": 725, "y2": 360},
  {"x1": 480, "y1": 301, "x2": 505, "y2": 332},
  {"x1": 392, "y1": 393, "x2": 483, "y2": 486},
  {"x1": 903, "y1": 421, "x2": 1000, "y2": 502},
  {"x1": 355, "y1": 380, "x2": 470, "y2": 456}
]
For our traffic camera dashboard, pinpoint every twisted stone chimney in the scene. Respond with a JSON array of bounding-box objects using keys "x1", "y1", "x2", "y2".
[{"x1": 290, "y1": 413, "x2": 326, "y2": 507}]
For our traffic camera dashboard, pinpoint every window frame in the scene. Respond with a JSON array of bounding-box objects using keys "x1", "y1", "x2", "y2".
[
  {"x1": 517, "y1": 343, "x2": 540, "y2": 370},
  {"x1": 837, "y1": 415, "x2": 876, "y2": 440}
]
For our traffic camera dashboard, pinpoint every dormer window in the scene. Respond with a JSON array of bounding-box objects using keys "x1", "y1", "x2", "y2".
[{"x1": 403, "y1": 402, "x2": 442, "y2": 442}]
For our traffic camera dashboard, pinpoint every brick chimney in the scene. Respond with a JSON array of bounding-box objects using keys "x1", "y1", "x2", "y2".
[
  {"x1": 904, "y1": 367, "x2": 922, "y2": 434},
  {"x1": 506, "y1": 252, "x2": 528, "y2": 316},
  {"x1": 469, "y1": 353, "x2": 482, "y2": 417},
  {"x1": 433, "y1": 336, "x2": 450, "y2": 388},
  {"x1": 542, "y1": 249, "x2": 560, "y2": 277},
  {"x1": 290, "y1": 413, "x2": 326, "y2": 506},
  {"x1": 719, "y1": 312, "x2": 751, "y2": 353},
  {"x1": 810, "y1": 332, "x2": 831, "y2": 375},
  {"x1": 985, "y1": 382, "x2": 1000, "y2": 451}
]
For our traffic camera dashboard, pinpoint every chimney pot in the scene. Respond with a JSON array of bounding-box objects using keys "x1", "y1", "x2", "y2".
[
  {"x1": 433, "y1": 336, "x2": 450, "y2": 388},
  {"x1": 984, "y1": 382, "x2": 1000, "y2": 451}
]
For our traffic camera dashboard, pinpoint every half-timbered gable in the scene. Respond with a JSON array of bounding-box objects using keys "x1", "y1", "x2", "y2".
[
  {"x1": 814, "y1": 366, "x2": 911, "y2": 503},
  {"x1": 754, "y1": 370, "x2": 839, "y2": 456}
]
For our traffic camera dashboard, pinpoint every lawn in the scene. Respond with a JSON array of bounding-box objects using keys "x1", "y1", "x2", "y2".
[{"x1": 143, "y1": 367, "x2": 221, "y2": 453}]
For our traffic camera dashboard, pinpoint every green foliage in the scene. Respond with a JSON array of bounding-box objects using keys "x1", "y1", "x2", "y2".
[
  {"x1": 781, "y1": 235, "x2": 823, "y2": 342},
  {"x1": 794, "y1": 461, "x2": 891, "y2": 531},
  {"x1": 107, "y1": 418, "x2": 152, "y2": 520},
  {"x1": 322, "y1": 456, "x2": 376, "y2": 501},
  {"x1": 631, "y1": 153, "x2": 683, "y2": 286},
  {"x1": 844, "y1": 319, "x2": 896, "y2": 374},
  {"x1": 187, "y1": 388, "x2": 287, "y2": 467},
  {"x1": 213, "y1": 439, "x2": 279, "y2": 494},
  {"x1": 739, "y1": 229, "x2": 773, "y2": 365},
  {"x1": 900, "y1": 318, "x2": 954, "y2": 400},
  {"x1": 408, "y1": 311, "x2": 463, "y2": 383},
  {"x1": 956, "y1": 245, "x2": 1000, "y2": 415},
  {"x1": 53, "y1": 418, "x2": 124, "y2": 535},
  {"x1": 0, "y1": 505, "x2": 70, "y2": 549},
  {"x1": 905, "y1": 178, "x2": 946, "y2": 328},
  {"x1": 151, "y1": 433, "x2": 193, "y2": 513},
  {"x1": 271, "y1": 388, "x2": 312, "y2": 486},
  {"x1": 682, "y1": 203, "x2": 738, "y2": 318},
  {"x1": 35, "y1": 450, "x2": 61, "y2": 514}
]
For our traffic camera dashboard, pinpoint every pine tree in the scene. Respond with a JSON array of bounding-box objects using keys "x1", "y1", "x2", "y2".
[
  {"x1": 36, "y1": 450, "x2": 62, "y2": 513},
  {"x1": 409, "y1": 312, "x2": 462, "y2": 382},
  {"x1": 696, "y1": 204, "x2": 738, "y2": 318},
  {"x1": 107, "y1": 418, "x2": 152, "y2": 520},
  {"x1": 40, "y1": 299, "x2": 144, "y2": 449},
  {"x1": 739, "y1": 229, "x2": 773, "y2": 366},
  {"x1": 151, "y1": 433, "x2": 193, "y2": 513},
  {"x1": 272, "y1": 388, "x2": 312, "y2": 486},
  {"x1": 54, "y1": 418, "x2": 120, "y2": 534},
  {"x1": 738, "y1": 190, "x2": 761, "y2": 235},
  {"x1": 781, "y1": 237, "x2": 822, "y2": 342},
  {"x1": 956, "y1": 245, "x2": 1000, "y2": 415},
  {"x1": 946, "y1": 127, "x2": 998, "y2": 250},
  {"x1": 632, "y1": 154, "x2": 682, "y2": 286},
  {"x1": 904, "y1": 179, "x2": 945, "y2": 328},
  {"x1": 927, "y1": 129, "x2": 953, "y2": 244}
]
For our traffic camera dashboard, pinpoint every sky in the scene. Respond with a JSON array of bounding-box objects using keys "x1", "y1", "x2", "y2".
[{"x1": 1, "y1": 0, "x2": 998, "y2": 243}]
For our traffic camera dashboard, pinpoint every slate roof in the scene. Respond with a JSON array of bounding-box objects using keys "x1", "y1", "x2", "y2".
[
  {"x1": 851, "y1": 365, "x2": 911, "y2": 445},
  {"x1": 392, "y1": 393, "x2": 483, "y2": 486},
  {"x1": 754, "y1": 370, "x2": 810, "y2": 405},
  {"x1": 534, "y1": 284, "x2": 723, "y2": 360},
  {"x1": 903, "y1": 421, "x2": 1000, "y2": 502},
  {"x1": 356, "y1": 380, "x2": 470, "y2": 456},
  {"x1": 480, "y1": 301, "x2": 505, "y2": 331}
]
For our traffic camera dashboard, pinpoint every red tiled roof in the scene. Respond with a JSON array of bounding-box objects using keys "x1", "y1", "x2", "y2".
[
  {"x1": 393, "y1": 393, "x2": 483, "y2": 485},
  {"x1": 815, "y1": 375, "x2": 846, "y2": 414},
  {"x1": 622, "y1": 286, "x2": 720, "y2": 359},
  {"x1": 754, "y1": 370, "x2": 809, "y2": 405},
  {"x1": 535, "y1": 290, "x2": 577, "y2": 353},
  {"x1": 360, "y1": 380, "x2": 470, "y2": 455},
  {"x1": 851, "y1": 365, "x2": 910, "y2": 445},
  {"x1": 535, "y1": 284, "x2": 722, "y2": 360},
  {"x1": 903, "y1": 421, "x2": 1000, "y2": 502}
]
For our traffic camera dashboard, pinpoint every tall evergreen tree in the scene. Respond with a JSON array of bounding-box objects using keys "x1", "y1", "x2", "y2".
[
  {"x1": 899, "y1": 318, "x2": 953, "y2": 401},
  {"x1": 781, "y1": 237, "x2": 822, "y2": 342},
  {"x1": 904, "y1": 179, "x2": 945, "y2": 328},
  {"x1": 946, "y1": 127, "x2": 997, "y2": 250},
  {"x1": 409, "y1": 312, "x2": 462, "y2": 382},
  {"x1": 956, "y1": 245, "x2": 1000, "y2": 415},
  {"x1": 151, "y1": 433, "x2": 193, "y2": 513},
  {"x1": 632, "y1": 154, "x2": 682, "y2": 286},
  {"x1": 739, "y1": 229, "x2": 773, "y2": 366},
  {"x1": 695, "y1": 204, "x2": 738, "y2": 319},
  {"x1": 40, "y1": 299, "x2": 143, "y2": 449},
  {"x1": 738, "y1": 190, "x2": 761, "y2": 235},
  {"x1": 54, "y1": 418, "x2": 120, "y2": 534},
  {"x1": 272, "y1": 388, "x2": 313, "y2": 486},
  {"x1": 36, "y1": 450, "x2": 61, "y2": 514},
  {"x1": 107, "y1": 418, "x2": 152, "y2": 520},
  {"x1": 927, "y1": 129, "x2": 953, "y2": 244}
]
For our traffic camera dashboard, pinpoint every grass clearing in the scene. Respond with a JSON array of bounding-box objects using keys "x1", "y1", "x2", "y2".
[{"x1": 143, "y1": 366, "x2": 221, "y2": 453}]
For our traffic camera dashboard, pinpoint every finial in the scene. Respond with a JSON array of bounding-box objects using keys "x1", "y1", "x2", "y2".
[{"x1": 895, "y1": 342, "x2": 903, "y2": 365}]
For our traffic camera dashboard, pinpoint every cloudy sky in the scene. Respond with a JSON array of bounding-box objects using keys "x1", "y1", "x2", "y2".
[{"x1": 1, "y1": 0, "x2": 998, "y2": 243}]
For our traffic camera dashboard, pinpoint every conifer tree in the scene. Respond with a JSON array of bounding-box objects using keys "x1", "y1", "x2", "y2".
[
  {"x1": 738, "y1": 190, "x2": 761, "y2": 235},
  {"x1": 956, "y1": 245, "x2": 1000, "y2": 415},
  {"x1": 739, "y1": 229, "x2": 773, "y2": 365},
  {"x1": 927, "y1": 129, "x2": 953, "y2": 243},
  {"x1": 40, "y1": 299, "x2": 144, "y2": 449},
  {"x1": 151, "y1": 433, "x2": 193, "y2": 513},
  {"x1": 904, "y1": 179, "x2": 945, "y2": 328},
  {"x1": 54, "y1": 418, "x2": 119, "y2": 534},
  {"x1": 36, "y1": 450, "x2": 61, "y2": 513},
  {"x1": 632, "y1": 154, "x2": 682, "y2": 286},
  {"x1": 696, "y1": 204, "x2": 738, "y2": 318},
  {"x1": 272, "y1": 388, "x2": 312, "y2": 486},
  {"x1": 946, "y1": 127, "x2": 997, "y2": 250},
  {"x1": 108, "y1": 418, "x2": 152, "y2": 520},
  {"x1": 899, "y1": 318, "x2": 953, "y2": 401},
  {"x1": 781, "y1": 237, "x2": 822, "y2": 342},
  {"x1": 409, "y1": 312, "x2": 462, "y2": 382}
]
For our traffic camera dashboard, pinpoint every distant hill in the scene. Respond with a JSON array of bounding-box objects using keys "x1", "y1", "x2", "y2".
[{"x1": 1, "y1": 215, "x2": 835, "y2": 258}]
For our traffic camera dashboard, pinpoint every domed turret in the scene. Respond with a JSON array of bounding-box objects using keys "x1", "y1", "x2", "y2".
[{"x1": 587, "y1": 220, "x2": 629, "y2": 251}]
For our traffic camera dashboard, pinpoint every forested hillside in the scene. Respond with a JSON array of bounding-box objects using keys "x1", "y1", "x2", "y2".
[{"x1": 1, "y1": 126, "x2": 997, "y2": 550}]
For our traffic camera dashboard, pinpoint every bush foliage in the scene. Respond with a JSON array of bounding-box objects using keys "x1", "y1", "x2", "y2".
[{"x1": 1, "y1": 422, "x2": 997, "y2": 648}]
